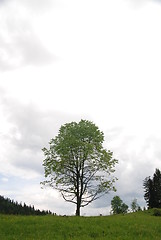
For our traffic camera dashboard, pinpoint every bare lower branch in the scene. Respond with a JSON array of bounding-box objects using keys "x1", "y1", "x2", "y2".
[{"x1": 61, "y1": 192, "x2": 77, "y2": 204}]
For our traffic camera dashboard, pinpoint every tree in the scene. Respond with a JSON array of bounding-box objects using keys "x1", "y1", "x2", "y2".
[
  {"x1": 111, "y1": 196, "x2": 128, "y2": 214},
  {"x1": 131, "y1": 198, "x2": 140, "y2": 212},
  {"x1": 42, "y1": 119, "x2": 118, "y2": 216},
  {"x1": 143, "y1": 168, "x2": 161, "y2": 209},
  {"x1": 143, "y1": 177, "x2": 154, "y2": 208},
  {"x1": 153, "y1": 169, "x2": 161, "y2": 208},
  {"x1": 121, "y1": 203, "x2": 129, "y2": 214}
]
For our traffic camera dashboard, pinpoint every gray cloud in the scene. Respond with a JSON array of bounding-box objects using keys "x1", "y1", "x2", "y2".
[
  {"x1": 0, "y1": 0, "x2": 9, "y2": 4},
  {"x1": 0, "y1": 22, "x2": 54, "y2": 70},
  {"x1": 0, "y1": 89, "x2": 81, "y2": 177},
  {"x1": 20, "y1": 0, "x2": 55, "y2": 12},
  {"x1": 104, "y1": 127, "x2": 161, "y2": 210},
  {"x1": 0, "y1": 0, "x2": 55, "y2": 71},
  {"x1": 17, "y1": 34, "x2": 54, "y2": 66},
  {"x1": 0, "y1": 88, "x2": 84, "y2": 214}
]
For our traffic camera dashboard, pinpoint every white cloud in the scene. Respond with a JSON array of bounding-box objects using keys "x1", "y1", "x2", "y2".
[
  {"x1": 1, "y1": 177, "x2": 8, "y2": 182},
  {"x1": 125, "y1": 0, "x2": 161, "y2": 8}
]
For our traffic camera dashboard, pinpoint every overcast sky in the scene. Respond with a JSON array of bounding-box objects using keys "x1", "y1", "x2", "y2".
[{"x1": 0, "y1": 0, "x2": 161, "y2": 216}]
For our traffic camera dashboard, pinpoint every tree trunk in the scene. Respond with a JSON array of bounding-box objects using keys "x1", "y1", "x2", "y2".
[
  {"x1": 76, "y1": 165, "x2": 81, "y2": 216},
  {"x1": 76, "y1": 201, "x2": 80, "y2": 216},
  {"x1": 76, "y1": 190, "x2": 81, "y2": 216}
]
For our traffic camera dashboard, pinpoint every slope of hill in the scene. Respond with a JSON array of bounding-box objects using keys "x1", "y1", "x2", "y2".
[{"x1": 0, "y1": 210, "x2": 161, "y2": 239}]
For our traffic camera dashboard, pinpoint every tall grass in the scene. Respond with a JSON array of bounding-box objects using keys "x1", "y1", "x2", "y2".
[{"x1": 0, "y1": 210, "x2": 161, "y2": 239}]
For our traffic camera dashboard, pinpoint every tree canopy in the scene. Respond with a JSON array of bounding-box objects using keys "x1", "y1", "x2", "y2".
[
  {"x1": 111, "y1": 196, "x2": 128, "y2": 214},
  {"x1": 42, "y1": 119, "x2": 118, "y2": 216},
  {"x1": 143, "y1": 168, "x2": 161, "y2": 209}
]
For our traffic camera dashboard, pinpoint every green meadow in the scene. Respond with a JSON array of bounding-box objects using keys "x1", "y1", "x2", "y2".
[{"x1": 0, "y1": 210, "x2": 161, "y2": 240}]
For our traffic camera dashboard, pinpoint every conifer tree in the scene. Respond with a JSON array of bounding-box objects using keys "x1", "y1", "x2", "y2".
[{"x1": 143, "y1": 168, "x2": 161, "y2": 209}]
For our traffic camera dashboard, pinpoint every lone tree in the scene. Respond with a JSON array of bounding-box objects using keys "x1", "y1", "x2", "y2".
[{"x1": 42, "y1": 119, "x2": 118, "y2": 216}]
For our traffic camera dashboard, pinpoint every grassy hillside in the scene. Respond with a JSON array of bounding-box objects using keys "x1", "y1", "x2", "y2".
[{"x1": 0, "y1": 210, "x2": 161, "y2": 240}]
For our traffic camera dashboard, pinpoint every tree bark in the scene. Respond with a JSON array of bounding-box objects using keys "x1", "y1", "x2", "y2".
[
  {"x1": 76, "y1": 161, "x2": 81, "y2": 216},
  {"x1": 76, "y1": 199, "x2": 80, "y2": 216}
]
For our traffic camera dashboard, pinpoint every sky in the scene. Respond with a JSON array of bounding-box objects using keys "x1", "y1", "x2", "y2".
[{"x1": 0, "y1": 0, "x2": 161, "y2": 216}]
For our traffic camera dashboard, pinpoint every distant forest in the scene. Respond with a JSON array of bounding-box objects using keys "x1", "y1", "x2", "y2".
[{"x1": 0, "y1": 195, "x2": 53, "y2": 215}]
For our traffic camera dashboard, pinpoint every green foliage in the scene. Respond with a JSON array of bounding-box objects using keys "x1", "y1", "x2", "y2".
[
  {"x1": 131, "y1": 198, "x2": 140, "y2": 212},
  {"x1": 42, "y1": 119, "x2": 118, "y2": 215},
  {"x1": 111, "y1": 196, "x2": 128, "y2": 214},
  {"x1": 153, "y1": 208, "x2": 161, "y2": 216},
  {"x1": 0, "y1": 211, "x2": 161, "y2": 239},
  {"x1": 143, "y1": 168, "x2": 161, "y2": 209}
]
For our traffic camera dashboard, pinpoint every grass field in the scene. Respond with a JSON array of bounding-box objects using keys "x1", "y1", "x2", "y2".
[{"x1": 0, "y1": 210, "x2": 161, "y2": 240}]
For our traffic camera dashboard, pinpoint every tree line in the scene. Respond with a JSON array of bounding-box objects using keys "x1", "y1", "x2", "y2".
[
  {"x1": 110, "y1": 196, "x2": 142, "y2": 214},
  {"x1": 0, "y1": 195, "x2": 53, "y2": 215}
]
